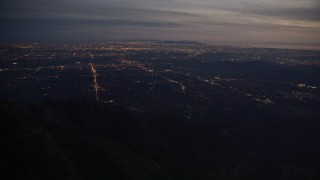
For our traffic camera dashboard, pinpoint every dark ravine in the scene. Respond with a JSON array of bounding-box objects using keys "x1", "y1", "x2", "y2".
[{"x1": 1, "y1": 97, "x2": 320, "y2": 180}]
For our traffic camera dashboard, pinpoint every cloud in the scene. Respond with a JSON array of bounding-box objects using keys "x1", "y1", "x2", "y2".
[{"x1": 0, "y1": 0, "x2": 319, "y2": 49}]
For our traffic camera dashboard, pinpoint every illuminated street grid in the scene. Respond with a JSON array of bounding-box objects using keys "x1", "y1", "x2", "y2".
[{"x1": 1, "y1": 41, "x2": 319, "y2": 120}]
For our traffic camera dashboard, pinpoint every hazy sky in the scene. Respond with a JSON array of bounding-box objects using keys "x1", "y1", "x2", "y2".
[{"x1": 1, "y1": 0, "x2": 320, "y2": 49}]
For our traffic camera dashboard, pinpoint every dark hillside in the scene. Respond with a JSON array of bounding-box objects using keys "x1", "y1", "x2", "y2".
[{"x1": 1, "y1": 97, "x2": 320, "y2": 180}]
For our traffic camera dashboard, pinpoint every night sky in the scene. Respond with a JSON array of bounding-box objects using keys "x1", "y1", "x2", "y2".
[{"x1": 1, "y1": 0, "x2": 320, "y2": 49}]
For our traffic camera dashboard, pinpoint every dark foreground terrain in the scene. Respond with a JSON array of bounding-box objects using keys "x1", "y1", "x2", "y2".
[{"x1": 1, "y1": 97, "x2": 320, "y2": 180}]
